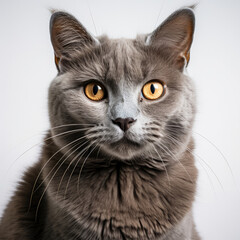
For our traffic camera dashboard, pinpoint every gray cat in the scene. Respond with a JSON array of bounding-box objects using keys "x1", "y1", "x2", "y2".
[{"x1": 0, "y1": 7, "x2": 201, "y2": 240}]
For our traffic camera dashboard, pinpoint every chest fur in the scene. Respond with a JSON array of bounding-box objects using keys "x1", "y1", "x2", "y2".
[{"x1": 44, "y1": 155, "x2": 197, "y2": 240}]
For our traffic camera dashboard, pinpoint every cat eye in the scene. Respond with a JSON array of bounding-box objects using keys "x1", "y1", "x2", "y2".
[
  {"x1": 142, "y1": 80, "x2": 165, "y2": 100},
  {"x1": 84, "y1": 82, "x2": 106, "y2": 101}
]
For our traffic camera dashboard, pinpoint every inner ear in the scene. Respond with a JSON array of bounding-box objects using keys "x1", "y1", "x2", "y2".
[
  {"x1": 146, "y1": 8, "x2": 195, "y2": 71},
  {"x1": 50, "y1": 11, "x2": 98, "y2": 69}
]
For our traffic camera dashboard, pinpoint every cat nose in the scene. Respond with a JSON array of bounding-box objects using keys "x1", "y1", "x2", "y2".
[{"x1": 112, "y1": 118, "x2": 136, "y2": 132}]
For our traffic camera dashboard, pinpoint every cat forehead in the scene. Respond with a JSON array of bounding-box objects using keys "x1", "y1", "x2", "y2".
[
  {"x1": 106, "y1": 38, "x2": 140, "y2": 57},
  {"x1": 68, "y1": 36, "x2": 167, "y2": 86},
  {"x1": 99, "y1": 37, "x2": 148, "y2": 83}
]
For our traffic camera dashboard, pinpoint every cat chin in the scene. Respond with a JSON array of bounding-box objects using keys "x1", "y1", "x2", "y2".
[{"x1": 101, "y1": 137, "x2": 144, "y2": 160}]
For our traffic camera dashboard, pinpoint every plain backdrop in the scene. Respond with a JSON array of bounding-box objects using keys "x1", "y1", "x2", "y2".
[{"x1": 1, "y1": 0, "x2": 240, "y2": 239}]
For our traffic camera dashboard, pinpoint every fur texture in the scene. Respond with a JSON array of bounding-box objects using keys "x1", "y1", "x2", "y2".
[{"x1": 0, "y1": 8, "x2": 201, "y2": 240}]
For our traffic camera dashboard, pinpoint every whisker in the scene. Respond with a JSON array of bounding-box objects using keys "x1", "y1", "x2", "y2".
[
  {"x1": 77, "y1": 141, "x2": 100, "y2": 192},
  {"x1": 49, "y1": 123, "x2": 95, "y2": 130},
  {"x1": 156, "y1": 141, "x2": 194, "y2": 185},
  {"x1": 64, "y1": 141, "x2": 96, "y2": 197},
  {"x1": 165, "y1": 134, "x2": 224, "y2": 190},
  {"x1": 193, "y1": 154, "x2": 216, "y2": 195},
  {"x1": 150, "y1": 143, "x2": 171, "y2": 186},
  {"x1": 63, "y1": 132, "x2": 109, "y2": 198},
  {"x1": 9, "y1": 127, "x2": 92, "y2": 174},
  {"x1": 48, "y1": 141, "x2": 85, "y2": 196},
  {"x1": 34, "y1": 130, "x2": 97, "y2": 192},
  {"x1": 29, "y1": 133, "x2": 90, "y2": 213},
  {"x1": 56, "y1": 140, "x2": 91, "y2": 195},
  {"x1": 193, "y1": 131, "x2": 235, "y2": 184},
  {"x1": 154, "y1": 0, "x2": 166, "y2": 28},
  {"x1": 169, "y1": 116, "x2": 234, "y2": 182},
  {"x1": 86, "y1": 0, "x2": 98, "y2": 35},
  {"x1": 32, "y1": 134, "x2": 87, "y2": 191},
  {"x1": 165, "y1": 128, "x2": 217, "y2": 193},
  {"x1": 34, "y1": 137, "x2": 90, "y2": 221}
]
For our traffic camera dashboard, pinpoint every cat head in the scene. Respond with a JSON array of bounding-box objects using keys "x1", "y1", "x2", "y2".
[{"x1": 48, "y1": 8, "x2": 196, "y2": 166}]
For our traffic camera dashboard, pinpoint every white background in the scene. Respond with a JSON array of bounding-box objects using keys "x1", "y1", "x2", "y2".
[{"x1": 0, "y1": 0, "x2": 240, "y2": 239}]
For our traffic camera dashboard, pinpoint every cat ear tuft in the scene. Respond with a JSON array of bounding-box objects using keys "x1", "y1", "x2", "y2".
[
  {"x1": 50, "y1": 11, "x2": 99, "y2": 70},
  {"x1": 146, "y1": 8, "x2": 195, "y2": 71}
]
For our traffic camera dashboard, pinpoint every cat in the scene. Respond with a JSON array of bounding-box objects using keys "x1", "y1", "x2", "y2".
[{"x1": 0, "y1": 7, "x2": 201, "y2": 240}]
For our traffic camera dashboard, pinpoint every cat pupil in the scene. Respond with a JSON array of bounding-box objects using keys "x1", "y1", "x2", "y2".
[
  {"x1": 150, "y1": 84, "x2": 155, "y2": 94},
  {"x1": 93, "y1": 85, "x2": 98, "y2": 95}
]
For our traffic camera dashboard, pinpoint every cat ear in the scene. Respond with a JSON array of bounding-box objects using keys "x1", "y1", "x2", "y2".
[
  {"x1": 146, "y1": 8, "x2": 195, "y2": 71},
  {"x1": 50, "y1": 11, "x2": 99, "y2": 71}
]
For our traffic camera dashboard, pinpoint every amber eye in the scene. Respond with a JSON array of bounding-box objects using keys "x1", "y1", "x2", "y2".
[
  {"x1": 142, "y1": 80, "x2": 165, "y2": 100},
  {"x1": 84, "y1": 82, "x2": 106, "y2": 101}
]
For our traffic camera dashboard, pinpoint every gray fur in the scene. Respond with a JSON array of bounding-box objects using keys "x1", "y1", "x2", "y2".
[{"x1": 0, "y1": 8, "x2": 201, "y2": 240}]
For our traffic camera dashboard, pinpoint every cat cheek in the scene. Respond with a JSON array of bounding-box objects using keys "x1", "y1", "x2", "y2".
[{"x1": 65, "y1": 97, "x2": 107, "y2": 124}]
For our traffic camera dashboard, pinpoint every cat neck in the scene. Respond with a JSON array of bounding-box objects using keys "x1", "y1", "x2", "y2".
[{"x1": 40, "y1": 135, "x2": 197, "y2": 239}]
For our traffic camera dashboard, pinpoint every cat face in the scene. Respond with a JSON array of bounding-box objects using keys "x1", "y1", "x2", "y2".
[{"x1": 48, "y1": 9, "x2": 196, "y2": 163}]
